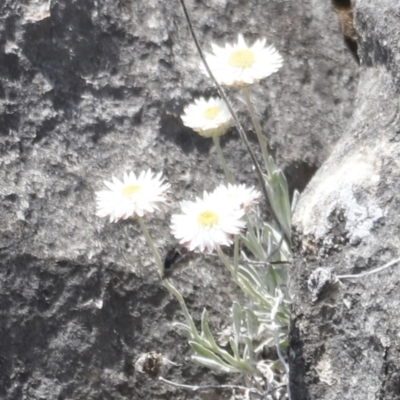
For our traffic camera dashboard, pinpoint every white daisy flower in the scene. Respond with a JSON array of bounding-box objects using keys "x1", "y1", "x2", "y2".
[
  {"x1": 181, "y1": 97, "x2": 232, "y2": 138},
  {"x1": 96, "y1": 169, "x2": 170, "y2": 222},
  {"x1": 171, "y1": 191, "x2": 246, "y2": 254},
  {"x1": 201, "y1": 34, "x2": 283, "y2": 87},
  {"x1": 211, "y1": 183, "x2": 262, "y2": 210}
]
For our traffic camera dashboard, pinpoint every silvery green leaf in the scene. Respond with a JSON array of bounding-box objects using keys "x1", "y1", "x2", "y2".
[
  {"x1": 192, "y1": 333, "x2": 243, "y2": 368},
  {"x1": 238, "y1": 264, "x2": 260, "y2": 288},
  {"x1": 272, "y1": 266, "x2": 289, "y2": 288},
  {"x1": 229, "y1": 337, "x2": 241, "y2": 361},
  {"x1": 244, "y1": 308, "x2": 259, "y2": 340},
  {"x1": 232, "y1": 302, "x2": 242, "y2": 345},
  {"x1": 264, "y1": 223, "x2": 291, "y2": 261},
  {"x1": 200, "y1": 309, "x2": 219, "y2": 350},
  {"x1": 244, "y1": 336, "x2": 254, "y2": 362},
  {"x1": 268, "y1": 155, "x2": 278, "y2": 173},
  {"x1": 239, "y1": 267, "x2": 275, "y2": 303},
  {"x1": 277, "y1": 170, "x2": 292, "y2": 236},
  {"x1": 274, "y1": 173, "x2": 291, "y2": 236},
  {"x1": 172, "y1": 322, "x2": 194, "y2": 339},
  {"x1": 241, "y1": 229, "x2": 266, "y2": 261},
  {"x1": 291, "y1": 189, "x2": 301, "y2": 214},
  {"x1": 263, "y1": 172, "x2": 291, "y2": 240},
  {"x1": 191, "y1": 355, "x2": 240, "y2": 373},
  {"x1": 190, "y1": 341, "x2": 221, "y2": 360},
  {"x1": 244, "y1": 336, "x2": 254, "y2": 352},
  {"x1": 237, "y1": 274, "x2": 264, "y2": 303},
  {"x1": 266, "y1": 227, "x2": 273, "y2": 251},
  {"x1": 242, "y1": 343, "x2": 249, "y2": 361},
  {"x1": 190, "y1": 342, "x2": 243, "y2": 371}
]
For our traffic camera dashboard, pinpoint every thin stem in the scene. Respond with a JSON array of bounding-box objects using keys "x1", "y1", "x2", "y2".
[
  {"x1": 162, "y1": 278, "x2": 202, "y2": 342},
  {"x1": 240, "y1": 255, "x2": 290, "y2": 266},
  {"x1": 337, "y1": 257, "x2": 400, "y2": 280},
  {"x1": 233, "y1": 235, "x2": 239, "y2": 281},
  {"x1": 242, "y1": 87, "x2": 273, "y2": 177},
  {"x1": 137, "y1": 217, "x2": 201, "y2": 342},
  {"x1": 218, "y1": 247, "x2": 236, "y2": 276},
  {"x1": 213, "y1": 135, "x2": 235, "y2": 184},
  {"x1": 159, "y1": 376, "x2": 261, "y2": 394},
  {"x1": 177, "y1": 0, "x2": 283, "y2": 232},
  {"x1": 137, "y1": 216, "x2": 163, "y2": 277}
]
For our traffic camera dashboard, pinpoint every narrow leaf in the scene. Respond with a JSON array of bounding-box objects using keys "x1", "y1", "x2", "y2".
[
  {"x1": 229, "y1": 337, "x2": 241, "y2": 361},
  {"x1": 200, "y1": 309, "x2": 219, "y2": 350},
  {"x1": 190, "y1": 342, "x2": 242, "y2": 371},
  {"x1": 232, "y1": 302, "x2": 242, "y2": 346},
  {"x1": 244, "y1": 308, "x2": 259, "y2": 340},
  {"x1": 241, "y1": 230, "x2": 266, "y2": 261},
  {"x1": 172, "y1": 322, "x2": 194, "y2": 339},
  {"x1": 291, "y1": 189, "x2": 301, "y2": 214},
  {"x1": 191, "y1": 355, "x2": 240, "y2": 373}
]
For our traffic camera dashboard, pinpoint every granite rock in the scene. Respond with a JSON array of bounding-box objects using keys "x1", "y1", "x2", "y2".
[
  {"x1": 0, "y1": 0, "x2": 357, "y2": 398},
  {"x1": 290, "y1": 1, "x2": 400, "y2": 399}
]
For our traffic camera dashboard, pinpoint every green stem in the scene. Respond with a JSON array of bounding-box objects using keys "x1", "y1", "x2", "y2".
[
  {"x1": 137, "y1": 216, "x2": 163, "y2": 277},
  {"x1": 213, "y1": 135, "x2": 235, "y2": 184},
  {"x1": 233, "y1": 235, "x2": 239, "y2": 281},
  {"x1": 162, "y1": 278, "x2": 202, "y2": 342},
  {"x1": 218, "y1": 247, "x2": 235, "y2": 277},
  {"x1": 137, "y1": 217, "x2": 201, "y2": 341},
  {"x1": 242, "y1": 87, "x2": 273, "y2": 177}
]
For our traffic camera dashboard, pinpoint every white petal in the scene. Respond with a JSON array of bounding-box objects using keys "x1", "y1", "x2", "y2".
[
  {"x1": 200, "y1": 35, "x2": 283, "y2": 87},
  {"x1": 95, "y1": 169, "x2": 169, "y2": 223}
]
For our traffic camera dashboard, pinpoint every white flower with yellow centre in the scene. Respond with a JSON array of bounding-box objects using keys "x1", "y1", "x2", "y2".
[
  {"x1": 171, "y1": 192, "x2": 246, "y2": 254},
  {"x1": 201, "y1": 34, "x2": 283, "y2": 87},
  {"x1": 181, "y1": 97, "x2": 232, "y2": 138},
  {"x1": 96, "y1": 169, "x2": 170, "y2": 222},
  {"x1": 211, "y1": 183, "x2": 262, "y2": 210}
]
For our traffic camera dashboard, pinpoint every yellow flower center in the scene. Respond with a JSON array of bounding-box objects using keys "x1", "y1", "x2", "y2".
[
  {"x1": 197, "y1": 210, "x2": 219, "y2": 227},
  {"x1": 203, "y1": 107, "x2": 220, "y2": 120},
  {"x1": 122, "y1": 184, "x2": 142, "y2": 197},
  {"x1": 228, "y1": 49, "x2": 255, "y2": 68}
]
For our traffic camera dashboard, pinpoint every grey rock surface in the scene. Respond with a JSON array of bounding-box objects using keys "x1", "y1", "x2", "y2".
[
  {"x1": 290, "y1": 1, "x2": 400, "y2": 399},
  {"x1": 0, "y1": 0, "x2": 357, "y2": 399}
]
